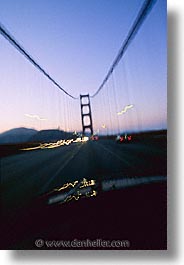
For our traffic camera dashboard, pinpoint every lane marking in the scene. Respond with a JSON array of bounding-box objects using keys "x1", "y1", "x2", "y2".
[
  {"x1": 39, "y1": 144, "x2": 84, "y2": 194},
  {"x1": 95, "y1": 142, "x2": 132, "y2": 166}
]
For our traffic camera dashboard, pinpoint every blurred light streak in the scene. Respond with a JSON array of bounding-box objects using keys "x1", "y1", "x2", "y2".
[
  {"x1": 54, "y1": 180, "x2": 79, "y2": 192},
  {"x1": 20, "y1": 137, "x2": 89, "y2": 151},
  {"x1": 24, "y1": 113, "x2": 47, "y2": 121},
  {"x1": 117, "y1": 104, "x2": 134, "y2": 115},
  {"x1": 47, "y1": 178, "x2": 97, "y2": 205}
]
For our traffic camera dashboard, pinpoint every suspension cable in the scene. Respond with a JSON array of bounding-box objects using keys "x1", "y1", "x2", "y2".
[
  {"x1": 0, "y1": 23, "x2": 78, "y2": 100},
  {"x1": 90, "y1": 0, "x2": 157, "y2": 98}
]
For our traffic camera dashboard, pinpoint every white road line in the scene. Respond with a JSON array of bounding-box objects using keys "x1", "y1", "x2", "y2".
[
  {"x1": 96, "y1": 142, "x2": 132, "y2": 166},
  {"x1": 39, "y1": 144, "x2": 84, "y2": 194}
]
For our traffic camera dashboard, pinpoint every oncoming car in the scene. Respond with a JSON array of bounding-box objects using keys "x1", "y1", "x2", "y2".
[
  {"x1": 91, "y1": 135, "x2": 99, "y2": 141},
  {"x1": 116, "y1": 134, "x2": 132, "y2": 143}
]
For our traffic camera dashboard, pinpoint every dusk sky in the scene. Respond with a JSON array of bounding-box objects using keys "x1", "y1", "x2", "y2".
[{"x1": 0, "y1": 0, "x2": 167, "y2": 134}]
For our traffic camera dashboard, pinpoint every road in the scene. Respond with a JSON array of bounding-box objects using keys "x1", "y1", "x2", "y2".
[
  {"x1": 0, "y1": 137, "x2": 167, "y2": 249},
  {"x1": 1, "y1": 138, "x2": 167, "y2": 213}
]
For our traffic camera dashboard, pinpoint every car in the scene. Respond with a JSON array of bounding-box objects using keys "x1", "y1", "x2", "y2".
[
  {"x1": 91, "y1": 135, "x2": 99, "y2": 141},
  {"x1": 116, "y1": 134, "x2": 132, "y2": 143}
]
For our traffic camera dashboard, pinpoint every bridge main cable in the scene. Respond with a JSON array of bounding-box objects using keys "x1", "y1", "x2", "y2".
[
  {"x1": 0, "y1": 23, "x2": 78, "y2": 100},
  {"x1": 90, "y1": 0, "x2": 157, "y2": 98}
]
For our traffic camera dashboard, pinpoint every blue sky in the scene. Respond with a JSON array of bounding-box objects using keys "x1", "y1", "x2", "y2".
[{"x1": 0, "y1": 0, "x2": 167, "y2": 134}]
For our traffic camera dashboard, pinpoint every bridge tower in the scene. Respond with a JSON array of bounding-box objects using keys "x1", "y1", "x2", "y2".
[{"x1": 80, "y1": 94, "x2": 93, "y2": 136}]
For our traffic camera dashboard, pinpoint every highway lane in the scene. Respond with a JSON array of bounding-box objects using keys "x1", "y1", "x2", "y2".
[
  {"x1": 95, "y1": 139, "x2": 167, "y2": 176},
  {"x1": 1, "y1": 142, "x2": 83, "y2": 212},
  {"x1": 1, "y1": 138, "x2": 167, "y2": 213}
]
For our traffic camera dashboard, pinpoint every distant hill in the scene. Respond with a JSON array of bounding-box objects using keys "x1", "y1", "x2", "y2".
[
  {"x1": 28, "y1": 129, "x2": 73, "y2": 142},
  {"x1": 0, "y1": 128, "x2": 37, "y2": 144}
]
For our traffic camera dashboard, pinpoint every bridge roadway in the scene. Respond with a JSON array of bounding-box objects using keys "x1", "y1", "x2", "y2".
[
  {"x1": 1, "y1": 137, "x2": 167, "y2": 249},
  {"x1": 1, "y1": 138, "x2": 166, "y2": 213}
]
